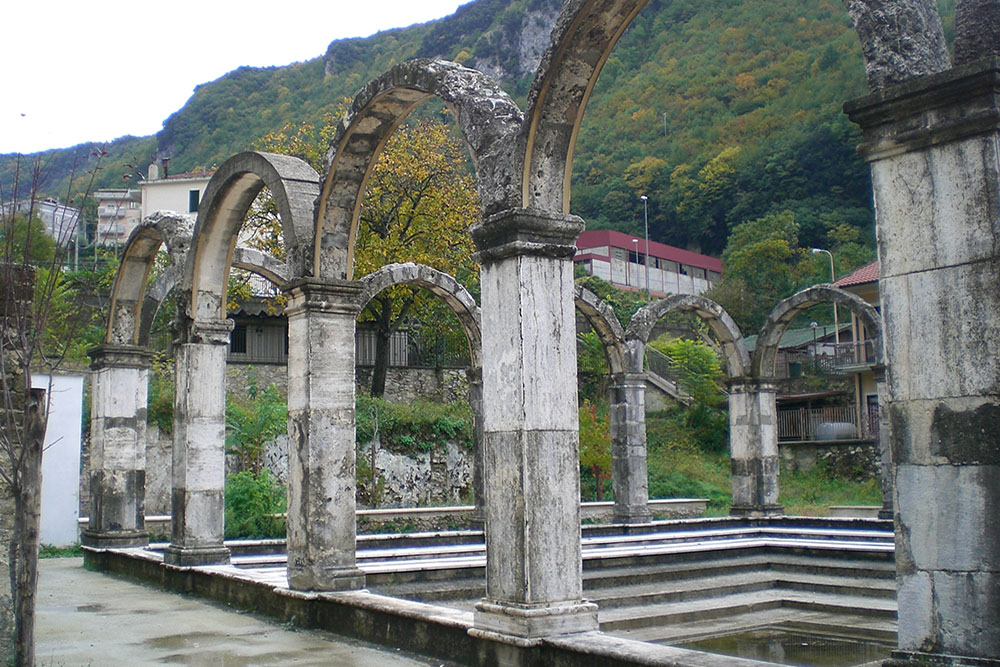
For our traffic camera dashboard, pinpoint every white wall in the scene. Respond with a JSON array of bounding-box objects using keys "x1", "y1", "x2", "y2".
[{"x1": 32, "y1": 373, "x2": 84, "y2": 547}]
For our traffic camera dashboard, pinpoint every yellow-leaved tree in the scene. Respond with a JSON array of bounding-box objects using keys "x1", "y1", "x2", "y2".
[{"x1": 255, "y1": 113, "x2": 480, "y2": 397}]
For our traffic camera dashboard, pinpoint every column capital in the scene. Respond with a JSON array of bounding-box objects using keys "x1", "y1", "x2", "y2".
[
  {"x1": 465, "y1": 365, "x2": 483, "y2": 384},
  {"x1": 727, "y1": 376, "x2": 778, "y2": 394},
  {"x1": 283, "y1": 278, "x2": 364, "y2": 317},
  {"x1": 845, "y1": 58, "x2": 1000, "y2": 161},
  {"x1": 177, "y1": 318, "x2": 234, "y2": 346},
  {"x1": 470, "y1": 207, "x2": 585, "y2": 263},
  {"x1": 88, "y1": 343, "x2": 154, "y2": 370},
  {"x1": 609, "y1": 371, "x2": 647, "y2": 387}
]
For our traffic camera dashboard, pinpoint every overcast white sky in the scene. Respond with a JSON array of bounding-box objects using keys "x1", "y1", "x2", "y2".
[{"x1": 1, "y1": 1, "x2": 469, "y2": 154}]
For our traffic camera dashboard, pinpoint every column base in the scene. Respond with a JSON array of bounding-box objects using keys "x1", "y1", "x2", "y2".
[
  {"x1": 469, "y1": 598, "x2": 599, "y2": 647},
  {"x1": 612, "y1": 506, "x2": 653, "y2": 525},
  {"x1": 81, "y1": 529, "x2": 149, "y2": 549},
  {"x1": 287, "y1": 565, "x2": 366, "y2": 592},
  {"x1": 162, "y1": 544, "x2": 230, "y2": 566},
  {"x1": 886, "y1": 650, "x2": 1000, "y2": 666},
  {"x1": 730, "y1": 504, "x2": 784, "y2": 518}
]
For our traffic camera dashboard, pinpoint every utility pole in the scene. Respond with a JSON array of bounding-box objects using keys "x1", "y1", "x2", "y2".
[
  {"x1": 811, "y1": 247, "x2": 840, "y2": 351},
  {"x1": 640, "y1": 195, "x2": 650, "y2": 299}
]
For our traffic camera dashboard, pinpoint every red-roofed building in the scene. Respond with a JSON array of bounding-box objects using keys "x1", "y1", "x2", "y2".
[
  {"x1": 834, "y1": 260, "x2": 881, "y2": 443},
  {"x1": 574, "y1": 229, "x2": 722, "y2": 297}
]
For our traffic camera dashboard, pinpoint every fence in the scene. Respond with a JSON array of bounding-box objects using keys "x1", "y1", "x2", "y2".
[{"x1": 777, "y1": 404, "x2": 879, "y2": 442}]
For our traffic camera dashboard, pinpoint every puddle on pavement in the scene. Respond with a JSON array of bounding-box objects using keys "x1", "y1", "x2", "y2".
[
  {"x1": 146, "y1": 632, "x2": 221, "y2": 650},
  {"x1": 677, "y1": 627, "x2": 893, "y2": 666}
]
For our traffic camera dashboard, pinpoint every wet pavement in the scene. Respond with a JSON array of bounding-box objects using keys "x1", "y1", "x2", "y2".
[{"x1": 36, "y1": 557, "x2": 451, "y2": 666}]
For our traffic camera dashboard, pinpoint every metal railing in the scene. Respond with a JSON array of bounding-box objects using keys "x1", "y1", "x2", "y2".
[{"x1": 777, "y1": 404, "x2": 879, "y2": 442}]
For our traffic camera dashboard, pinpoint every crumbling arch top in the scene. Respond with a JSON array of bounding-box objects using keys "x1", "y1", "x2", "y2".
[
  {"x1": 185, "y1": 151, "x2": 319, "y2": 323},
  {"x1": 753, "y1": 284, "x2": 883, "y2": 378},
  {"x1": 314, "y1": 59, "x2": 524, "y2": 281},
  {"x1": 355, "y1": 262, "x2": 482, "y2": 368},
  {"x1": 574, "y1": 284, "x2": 627, "y2": 375},
  {"x1": 522, "y1": 0, "x2": 650, "y2": 211},
  {"x1": 106, "y1": 212, "x2": 195, "y2": 346},
  {"x1": 626, "y1": 293, "x2": 750, "y2": 377}
]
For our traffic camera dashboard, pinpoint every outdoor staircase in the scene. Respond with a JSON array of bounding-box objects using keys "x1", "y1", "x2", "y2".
[{"x1": 224, "y1": 517, "x2": 894, "y2": 648}]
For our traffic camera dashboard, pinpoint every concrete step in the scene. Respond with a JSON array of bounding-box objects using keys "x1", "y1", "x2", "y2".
[
  {"x1": 607, "y1": 608, "x2": 897, "y2": 646},
  {"x1": 597, "y1": 589, "x2": 896, "y2": 632},
  {"x1": 586, "y1": 568, "x2": 894, "y2": 609}
]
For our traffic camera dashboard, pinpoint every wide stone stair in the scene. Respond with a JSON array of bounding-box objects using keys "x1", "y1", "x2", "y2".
[{"x1": 355, "y1": 518, "x2": 897, "y2": 647}]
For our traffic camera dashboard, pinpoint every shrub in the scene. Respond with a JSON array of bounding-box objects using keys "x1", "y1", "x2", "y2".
[{"x1": 224, "y1": 470, "x2": 285, "y2": 538}]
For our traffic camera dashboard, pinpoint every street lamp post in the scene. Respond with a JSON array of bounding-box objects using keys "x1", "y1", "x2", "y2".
[
  {"x1": 640, "y1": 195, "x2": 650, "y2": 299},
  {"x1": 811, "y1": 247, "x2": 840, "y2": 351},
  {"x1": 631, "y1": 239, "x2": 638, "y2": 287}
]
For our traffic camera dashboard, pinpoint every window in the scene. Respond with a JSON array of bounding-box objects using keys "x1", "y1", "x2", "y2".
[
  {"x1": 188, "y1": 189, "x2": 200, "y2": 213},
  {"x1": 230, "y1": 325, "x2": 247, "y2": 354}
]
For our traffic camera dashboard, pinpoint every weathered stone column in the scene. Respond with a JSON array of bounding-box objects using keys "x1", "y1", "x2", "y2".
[
  {"x1": 874, "y1": 366, "x2": 893, "y2": 520},
  {"x1": 163, "y1": 319, "x2": 232, "y2": 566},
  {"x1": 283, "y1": 279, "x2": 365, "y2": 592},
  {"x1": 609, "y1": 342, "x2": 651, "y2": 523},
  {"x1": 846, "y1": 61, "x2": 1000, "y2": 663},
  {"x1": 81, "y1": 344, "x2": 153, "y2": 548},
  {"x1": 466, "y1": 366, "x2": 486, "y2": 524},
  {"x1": 728, "y1": 378, "x2": 783, "y2": 517},
  {"x1": 468, "y1": 208, "x2": 598, "y2": 645}
]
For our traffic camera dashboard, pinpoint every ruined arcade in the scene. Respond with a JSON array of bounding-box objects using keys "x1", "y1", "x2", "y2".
[{"x1": 80, "y1": 0, "x2": 999, "y2": 664}]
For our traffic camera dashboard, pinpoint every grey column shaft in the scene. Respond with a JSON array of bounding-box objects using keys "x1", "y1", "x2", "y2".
[
  {"x1": 468, "y1": 208, "x2": 598, "y2": 645},
  {"x1": 466, "y1": 367, "x2": 486, "y2": 524},
  {"x1": 82, "y1": 345, "x2": 153, "y2": 548},
  {"x1": 846, "y1": 61, "x2": 1000, "y2": 662},
  {"x1": 728, "y1": 378, "x2": 782, "y2": 517},
  {"x1": 609, "y1": 366, "x2": 651, "y2": 524},
  {"x1": 164, "y1": 319, "x2": 232, "y2": 566},
  {"x1": 284, "y1": 279, "x2": 365, "y2": 592}
]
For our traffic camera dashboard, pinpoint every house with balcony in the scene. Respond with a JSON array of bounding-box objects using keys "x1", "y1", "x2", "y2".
[
  {"x1": 574, "y1": 229, "x2": 722, "y2": 297},
  {"x1": 94, "y1": 189, "x2": 141, "y2": 245}
]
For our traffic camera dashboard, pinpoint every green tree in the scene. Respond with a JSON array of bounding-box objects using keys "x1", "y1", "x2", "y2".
[
  {"x1": 0, "y1": 216, "x2": 55, "y2": 266},
  {"x1": 578, "y1": 400, "x2": 612, "y2": 501},
  {"x1": 707, "y1": 210, "x2": 807, "y2": 334}
]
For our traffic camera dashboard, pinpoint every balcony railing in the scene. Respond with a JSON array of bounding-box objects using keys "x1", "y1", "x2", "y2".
[{"x1": 777, "y1": 404, "x2": 879, "y2": 442}]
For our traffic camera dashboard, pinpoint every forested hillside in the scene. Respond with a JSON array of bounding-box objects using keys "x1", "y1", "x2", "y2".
[{"x1": 0, "y1": 0, "x2": 955, "y2": 255}]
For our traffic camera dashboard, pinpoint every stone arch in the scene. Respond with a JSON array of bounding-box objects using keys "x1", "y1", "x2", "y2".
[
  {"x1": 106, "y1": 212, "x2": 194, "y2": 346},
  {"x1": 107, "y1": 213, "x2": 291, "y2": 348},
  {"x1": 185, "y1": 151, "x2": 318, "y2": 323},
  {"x1": 521, "y1": 0, "x2": 650, "y2": 211},
  {"x1": 573, "y1": 285, "x2": 627, "y2": 375},
  {"x1": 355, "y1": 262, "x2": 482, "y2": 367},
  {"x1": 626, "y1": 293, "x2": 750, "y2": 377},
  {"x1": 753, "y1": 284, "x2": 883, "y2": 378},
  {"x1": 313, "y1": 59, "x2": 523, "y2": 280}
]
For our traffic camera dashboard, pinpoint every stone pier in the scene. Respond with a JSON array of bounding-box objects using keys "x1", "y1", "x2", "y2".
[
  {"x1": 466, "y1": 366, "x2": 486, "y2": 524},
  {"x1": 163, "y1": 319, "x2": 232, "y2": 566},
  {"x1": 847, "y1": 60, "x2": 1000, "y2": 663},
  {"x1": 728, "y1": 378, "x2": 782, "y2": 517},
  {"x1": 283, "y1": 279, "x2": 366, "y2": 592},
  {"x1": 468, "y1": 208, "x2": 598, "y2": 645},
  {"x1": 609, "y1": 365, "x2": 652, "y2": 524},
  {"x1": 82, "y1": 344, "x2": 153, "y2": 548}
]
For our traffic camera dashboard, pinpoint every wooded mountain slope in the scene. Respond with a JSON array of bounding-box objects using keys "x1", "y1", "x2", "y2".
[{"x1": 1, "y1": 0, "x2": 955, "y2": 254}]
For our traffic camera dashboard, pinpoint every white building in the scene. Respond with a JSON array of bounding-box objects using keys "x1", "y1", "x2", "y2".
[{"x1": 140, "y1": 160, "x2": 213, "y2": 220}]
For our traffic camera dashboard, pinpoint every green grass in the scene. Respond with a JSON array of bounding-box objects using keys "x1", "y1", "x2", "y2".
[
  {"x1": 642, "y1": 410, "x2": 882, "y2": 517},
  {"x1": 778, "y1": 460, "x2": 881, "y2": 516},
  {"x1": 38, "y1": 544, "x2": 83, "y2": 558}
]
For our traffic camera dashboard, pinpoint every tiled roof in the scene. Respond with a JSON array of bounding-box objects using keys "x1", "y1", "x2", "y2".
[
  {"x1": 576, "y1": 229, "x2": 722, "y2": 272},
  {"x1": 835, "y1": 260, "x2": 879, "y2": 287}
]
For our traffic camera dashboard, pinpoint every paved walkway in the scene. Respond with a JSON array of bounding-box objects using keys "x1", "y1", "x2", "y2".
[{"x1": 36, "y1": 558, "x2": 451, "y2": 666}]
